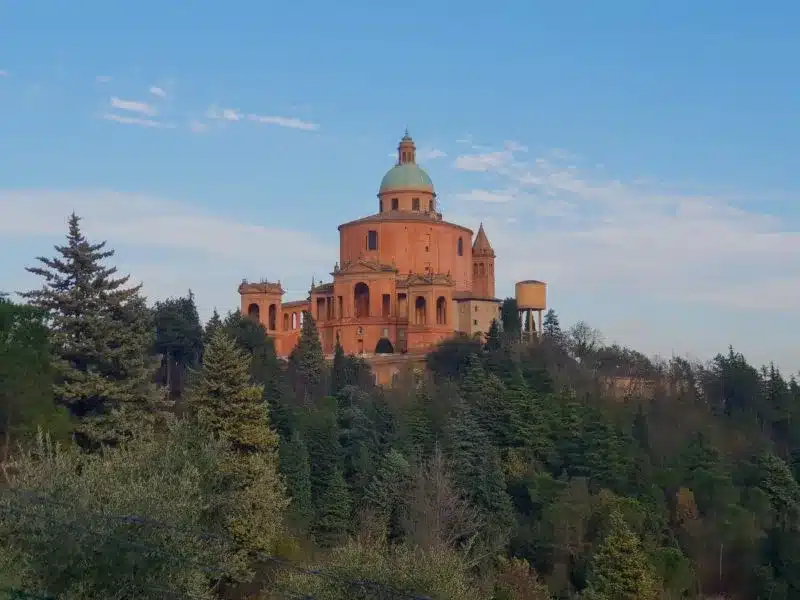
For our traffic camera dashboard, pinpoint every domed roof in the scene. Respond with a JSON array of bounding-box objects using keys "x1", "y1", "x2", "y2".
[{"x1": 379, "y1": 163, "x2": 434, "y2": 193}]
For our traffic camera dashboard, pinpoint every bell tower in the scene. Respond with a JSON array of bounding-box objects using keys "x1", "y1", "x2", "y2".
[{"x1": 472, "y1": 223, "x2": 496, "y2": 299}]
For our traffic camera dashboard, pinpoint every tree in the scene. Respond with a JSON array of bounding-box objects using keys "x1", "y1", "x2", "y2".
[
  {"x1": 542, "y1": 308, "x2": 565, "y2": 346},
  {"x1": 287, "y1": 311, "x2": 325, "y2": 406},
  {"x1": 568, "y1": 320, "x2": 603, "y2": 362},
  {"x1": 583, "y1": 507, "x2": 658, "y2": 600},
  {"x1": 186, "y1": 329, "x2": 287, "y2": 559},
  {"x1": 153, "y1": 291, "x2": 204, "y2": 398},
  {"x1": 0, "y1": 423, "x2": 243, "y2": 599},
  {"x1": 0, "y1": 298, "x2": 70, "y2": 457},
  {"x1": 500, "y1": 297, "x2": 521, "y2": 338},
  {"x1": 20, "y1": 213, "x2": 160, "y2": 447}
]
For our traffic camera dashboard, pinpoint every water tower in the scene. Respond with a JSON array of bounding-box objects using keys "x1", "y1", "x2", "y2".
[{"x1": 515, "y1": 280, "x2": 547, "y2": 338}]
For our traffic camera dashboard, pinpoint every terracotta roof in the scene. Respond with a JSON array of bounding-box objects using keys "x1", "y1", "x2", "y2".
[{"x1": 472, "y1": 223, "x2": 495, "y2": 256}]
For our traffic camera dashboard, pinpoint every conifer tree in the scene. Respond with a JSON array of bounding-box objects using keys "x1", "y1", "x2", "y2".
[
  {"x1": 189, "y1": 328, "x2": 278, "y2": 453},
  {"x1": 187, "y1": 328, "x2": 287, "y2": 557},
  {"x1": 582, "y1": 507, "x2": 658, "y2": 599},
  {"x1": 313, "y1": 467, "x2": 351, "y2": 547},
  {"x1": 288, "y1": 310, "x2": 325, "y2": 406},
  {"x1": 280, "y1": 430, "x2": 313, "y2": 528},
  {"x1": 20, "y1": 213, "x2": 159, "y2": 446},
  {"x1": 330, "y1": 332, "x2": 348, "y2": 396},
  {"x1": 542, "y1": 308, "x2": 565, "y2": 345},
  {"x1": 153, "y1": 291, "x2": 204, "y2": 397}
]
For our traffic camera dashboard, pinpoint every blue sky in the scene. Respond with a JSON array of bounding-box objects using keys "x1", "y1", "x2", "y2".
[{"x1": 1, "y1": 1, "x2": 798, "y2": 371}]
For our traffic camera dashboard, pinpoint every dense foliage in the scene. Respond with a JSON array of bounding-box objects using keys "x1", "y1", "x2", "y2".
[{"x1": 1, "y1": 213, "x2": 800, "y2": 599}]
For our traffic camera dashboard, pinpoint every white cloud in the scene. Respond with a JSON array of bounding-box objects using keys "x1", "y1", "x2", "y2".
[
  {"x1": 103, "y1": 114, "x2": 174, "y2": 129},
  {"x1": 110, "y1": 96, "x2": 157, "y2": 117},
  {"x1": 450, "y1": 141, "x2": 800, "y2": 369},
  {"x1": 246, "y1": 113, "x2": 319, "y2": 131},
  {"x1": 95, "y1": 75, "x2": 112, "y2": 84},
  {"x1": 149, "y1": 86, "x2": 167, "y2": 98},
  {"x1": 205, "y1": 106, "x2": 319, "y2": 131},
  {"x1": 0, "y1": 189, "x2": 336, "y2": 318}
]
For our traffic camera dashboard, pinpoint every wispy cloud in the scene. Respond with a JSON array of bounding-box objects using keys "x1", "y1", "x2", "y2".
[
  {"x1": 110, "y1": 96, "x2": 157, "y2": 117},
  {"x1": 103, "y1": 114, "x2": 174, "y2": 129},
  {"x1": 205, "y1": 105, "x2": 319, "y2": 131},
  {"x1": 246, "y1": 113, "x2": 319, "y2": 131},
  {"x1": 95, "y1": 75, "x2": 112, "y2": 84},
  {"x1": 149, "y1": 86, "x2": 167, "y2": 98},
  {"x1": 449, "y1": 139, "x2": 800, "y2": 366}
]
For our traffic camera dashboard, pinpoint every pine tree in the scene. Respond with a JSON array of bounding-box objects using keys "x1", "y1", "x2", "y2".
[
  {"x1": 542, "y1": 309, "x2": 565, "y2": 345},
  {"x1": 280, "y1": 430, "x2": 313, "y2": 528},
  {"x1": 203, "y1": 308, "x2": 222, "y2": 346},
  {"x1": 187, "y1": 328, "x2": 287, "y2": 556},
  {"x1": 288, "y1": 310, "x2": 325, "y2": 406},
  {"x1": 331, "y1": 332, "x2": 348, "y2": 396},
  {"x1": 189, "y1": 328, "x2": 278, "y2": 453},
  {"x1": 153, "y1": 291, "x2": 204, "y2": 398},
  {"x1": 583, "y1": 507, "x2": 658, "y2": 599},
  {"x1": 20, "y1": 213, "x2": 159, "y2": 446},
  {"x1": 500, "y1": 297, "x2": 521, "y2": 339},
  {"x1": 313, "y1": 467, "x2": 351, "y2": 547}
]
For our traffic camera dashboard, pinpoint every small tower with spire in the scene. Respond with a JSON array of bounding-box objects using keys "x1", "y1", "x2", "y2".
[
  {"x1": 472, "y1": 223, "x2": 496, "y2": 299},
  {"x1": 397, "y1": 129, "x2": 416, "y2": 165}
]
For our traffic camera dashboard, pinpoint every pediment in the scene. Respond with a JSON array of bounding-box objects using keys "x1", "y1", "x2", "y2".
[{"x1": 333, "y1": 258, "x2": 398, "y2": 276}]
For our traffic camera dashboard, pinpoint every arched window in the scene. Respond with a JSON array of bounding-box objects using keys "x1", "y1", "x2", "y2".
[
  {"x1": 436, "y1": 296, "x2": 447, "y2": 325},
  {"x1": 354, "y1": 282, "x2": 370, "y2": 318},
  {"x1": 457, "y1": 237, "x2": 463, "y2": 256},
  {"x1": 247, "y1": 303, "x2": 260, "y2": 320},
  {"x1": 268, "y1": 304, "x2": 277, "y2": 331},
  {"x1": 414, "y1": 296, "x2": 427, "y2": 325}
]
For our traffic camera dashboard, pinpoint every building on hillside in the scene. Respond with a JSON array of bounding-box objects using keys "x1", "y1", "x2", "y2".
[{"x1": 238, "y1": 131, "x2": 545, "y2": 383}]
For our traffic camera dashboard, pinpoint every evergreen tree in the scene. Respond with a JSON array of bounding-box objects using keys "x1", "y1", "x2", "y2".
[
  {"x1": 280, "y1": 430, "x2": 313, "y2": 528},
  {"x1": 313, "y1": 467, "x2": 351, "y2": 547},
  {"x1": 20, "y1": 213, "x2": 159, "y2": 446},
  {"x1": 287, "y1": 310, "x2": 325, "y2": 406},
  {"x1": 500, "y1": 297, "x2": 521, "y2": 339},
  {"x1": 187, "y1": 328, "x2": 287, "y2": 557},
  {"x1": 542, "y1": 308, "x2": 565, "y2": 345},
  {"x1": 445, "y1": 400, "x2": 514, "y2": 547},
  {"x1": 583, "y1": 507, "x2": 658, "y2": 599},
  {"x1": 203, "y1": 308, "x2": 223, "y2": 345},
  {"x1": 188, "y1": 328, "x2": 277, "y2": 453},
  {"x1": 223, "y1": 309, "x2": 281, "y2": 387},
  {"x1": 153, "y1": 291, "x2": 203, "y2": 397},
  {"x1": 331, "y1": 332, "x2": 348, "y2": 396}
]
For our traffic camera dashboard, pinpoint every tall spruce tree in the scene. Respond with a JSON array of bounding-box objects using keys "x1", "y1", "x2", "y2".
[
  {"x1": 187, "y1": 328, "x2": 287, "y2": 558},
  {"x1": 288, "y1": 310, "x2": 325, "y2": 406},
  {"x1": 582, "y1": 507, "x2": 658, "y2": 599},
  {"x1": 20, "y1": 213, "x2": 159, "y2": 446}
]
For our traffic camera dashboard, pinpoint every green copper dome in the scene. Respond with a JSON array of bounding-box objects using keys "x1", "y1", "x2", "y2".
[{"x1": 379, "y1": 163, "x2": 434, "y2": 193}]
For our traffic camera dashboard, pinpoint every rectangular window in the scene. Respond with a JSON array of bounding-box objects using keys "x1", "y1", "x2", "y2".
[
  {"x1": 367, "y1": 230, "x2": 378, "y2": 250},
  {"x1": 412, "y1": 197, "x2": 420, "y2": 210},
  {"x1": 392, "y1": 198, "x2": 399, "y2": 210}
]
